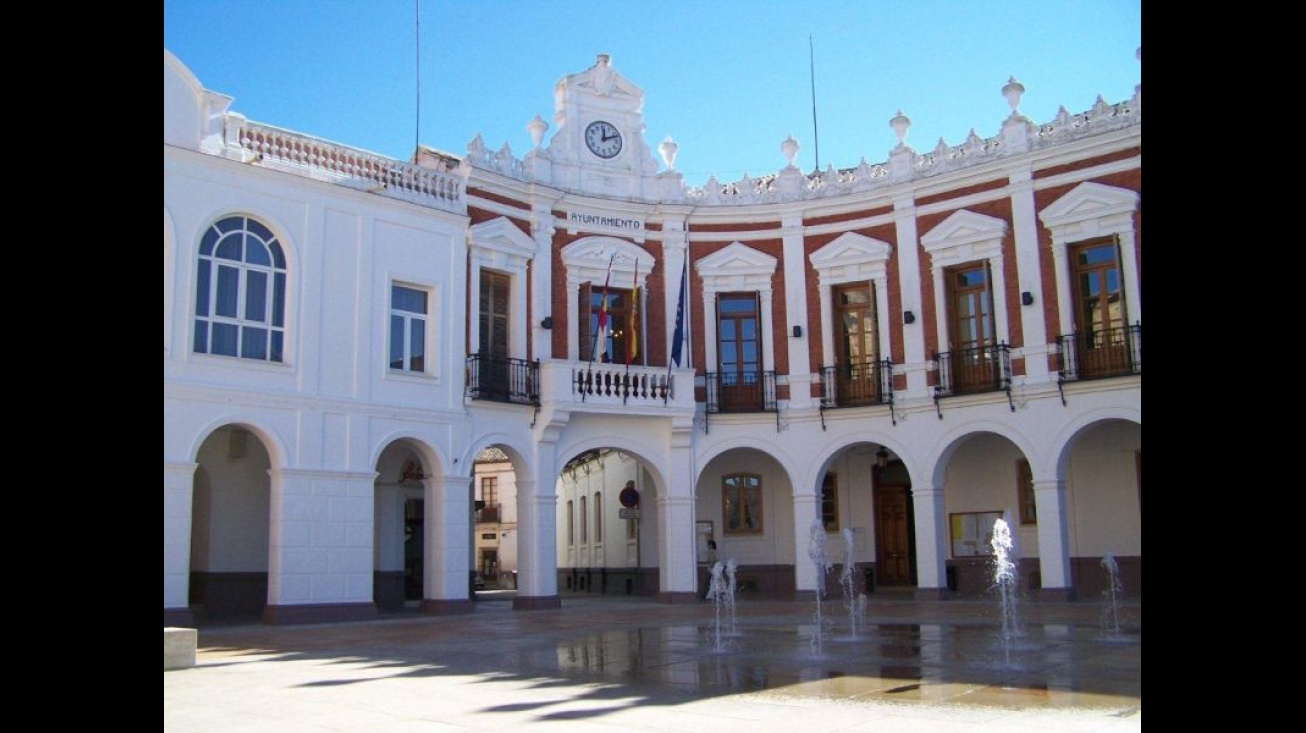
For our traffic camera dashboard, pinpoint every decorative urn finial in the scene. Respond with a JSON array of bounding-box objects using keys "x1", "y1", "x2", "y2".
[
  {"x1": 1002, "y1": 76, "x2": 1026, "y2": 116},
  {"x1": 527, "y1": 114, "x2": 548, "y2": 149},
  {"x1": 658, "y1": 136, "x2": 679, "y2": 169},
  {"x1": 781, "y1": 135, "x2": 800, "y2": 168},
  {"x1": 890, "y1": 110, "x2": 911, "y2": 147}
]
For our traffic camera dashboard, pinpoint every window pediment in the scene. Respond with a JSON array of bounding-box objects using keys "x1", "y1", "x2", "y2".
[
  {"x1": 810, "y1": 232, "x2": 892, "y2": 285},
  {"x1": 1039, "y1": 182, "x2": 1138, "y2": 230},
  {"x1": 469, "y1": 217, "x2": 536, "y2": 269},
  {"x1": 696, "y1": 242, "x2": 777, "y2": 293},
  {"x1": 561, "y1": 237, "x2": 653, "y2": 287},
  {"x1": 921, "y1": 210, "x2": 1007, "y2": 268}
]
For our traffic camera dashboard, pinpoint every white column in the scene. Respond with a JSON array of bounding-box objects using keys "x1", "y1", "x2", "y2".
[
  {"x1": 892, "y1": 195, "x2": 928, "y2": 398},
  {"x1": 660, "y1": 421, "x2": 696, "y2": 598},
  {"x1": 517, "y1": 480, "x2": 560, "y2": 599},
  {"x1": 163, "y1": 461, "x2": 198, "y2": 611},
  {"x1": 1009, "y1": 167, "x2": 1050, "y2": 380},
  {"x1": 1033, "y1": 478, "x2": 1073, "y2": 593},
  {"x1": 424, "y1": 473, "x2": 471, "y2": 601},
  {"x1": 532, "y1": 205, "x2": 556, "y2": 360},
  {"x1": 791, "y1": 491, "x2": 822, "y2": 593},
  {"x1": 910, "y1": 483, "x2": 949, "y2": 595},
  {"x1": 781, "y1": 214, "x2": 814, "y2": 408}
]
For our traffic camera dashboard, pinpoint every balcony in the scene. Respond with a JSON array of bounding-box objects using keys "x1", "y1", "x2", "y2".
[
  {"x1": 476, "y1": 504, "x2": 502, "y2": 523},
  {"x1": 465, "y1": 354, "x2": 539, "y2": 406},
  {"x1": 820, "y1": 359, "x2": 894, "y2": 409},
  {"x1": 705, "y1": 370, "x2": 777, "y2": 414},
  {"x1": 933, "y1": 343, "x2": 1012, "y2": 400},
  {"x1": 469, "y1": 360, "x2": 697, "y2": 416},
  {"x1": 1057, "y1": 323, "x2": 1141, "y2": 383}
]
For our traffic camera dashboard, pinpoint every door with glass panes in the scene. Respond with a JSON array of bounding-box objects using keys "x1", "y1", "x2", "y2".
[{"x1": 717, "y1": 293, "x2": 761, "y2": 411}]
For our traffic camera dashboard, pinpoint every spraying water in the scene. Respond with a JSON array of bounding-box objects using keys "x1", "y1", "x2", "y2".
[
  {"x1": 724, "y1": 557, "x2": 739, "y2": 635},
  {"x1": 990, "y1": 517, "x2": 1022, "y2": 664},
  {"x1": 706, "y1": 560, "x2": 728, "y2": 652},
  {"x1": 839, "y1": 528, "x2": 865, "y2": 638},
  {"x1": 1101, "y1": 551, "x2": 1123, "y2": 637},
  {"x1": 807, "y1": 519, "x2": 833, "y2": 655}
]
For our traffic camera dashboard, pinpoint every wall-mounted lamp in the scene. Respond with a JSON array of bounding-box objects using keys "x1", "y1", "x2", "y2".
[
  {"x1": 1021, "y1": 291, "x2": 1034, "y2": 306},
  {"x1": 540, "y1": 316, "x2": 553, "y2": 329},
  {"x1": 903, "y1": 311, "x2": 916, "y2": 325},
  {"x1": 792, "y1": 325, "x2": 803, "y2": 338},
  {"x1": 875, "y1": 446, "x2": 890, "y2": 469}
]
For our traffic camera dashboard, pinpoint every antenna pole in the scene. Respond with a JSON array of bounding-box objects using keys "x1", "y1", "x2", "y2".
[
  {"x1": 809, "y1": 34, "x2": 820, "y2": 173},
  {"x1": 415, "y1": 0, "x2": 421, "y2": 155}
]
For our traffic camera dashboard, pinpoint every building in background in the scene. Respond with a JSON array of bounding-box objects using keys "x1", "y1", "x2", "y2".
[{"x1": 165, "y1": 49, "x2": 1140, "y2": 626}]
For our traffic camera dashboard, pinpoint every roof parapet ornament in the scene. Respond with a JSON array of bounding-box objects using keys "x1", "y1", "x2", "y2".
[
  {"x1": 781, "y1": 135, "x2": 800, "y2": 169},
  {"x1": 659, "y1": 136, "x2": 679, "y2": 170},
  {"x1": 528, "y1": 114, "x2": 548, "y2": 149},
  {"x1": 890, "y1": 110, "x2": 912, "y2": 151},
  {"x1": 593, "y1": 53, "x2": 615, "y2": 96},
  {"x1": 1002, "y1": 76, "x2": 1027, "y2": 122}
]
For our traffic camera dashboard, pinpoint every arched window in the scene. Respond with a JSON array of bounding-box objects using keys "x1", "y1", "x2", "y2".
[{"x1": 194, "y1": 215, "x2": 286, "y2": 362}]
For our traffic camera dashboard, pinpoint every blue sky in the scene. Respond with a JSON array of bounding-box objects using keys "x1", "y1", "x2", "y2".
[{"x1": 164, "y1": 1, "x2": 1140, "y2": 184}]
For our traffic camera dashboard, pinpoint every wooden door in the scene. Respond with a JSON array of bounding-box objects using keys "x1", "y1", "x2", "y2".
[
  {"x1": 874, "y1": 484, "x2": 913, "y2": 585},
  {"x1": 1071, "y1": 238, "x2": 1129, "y2": 377}
]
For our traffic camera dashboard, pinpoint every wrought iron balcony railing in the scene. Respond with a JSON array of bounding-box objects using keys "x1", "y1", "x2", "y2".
[
  {"x1": 705, "y1": 370, "x2": 777, "y2": 414},
  {"x1": 465, "y1": 354, "x2": 539, "y2": 406},
  {"x1": 819, "y1": 359, "x2": 893, "y2": 408},
  {"x1": 932, "y1": 343, "x2": 1014, "y2": 416},
  {"x1": 1057, "y1": 323, "x2": 1141, "y2": 383}
]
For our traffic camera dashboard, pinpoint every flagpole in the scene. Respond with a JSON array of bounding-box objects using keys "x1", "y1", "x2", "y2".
[
  {"x1": 585, "y1": 254, "x2": 616, "y2": 401},
  {"x1": 624, "y1": 258, "x2": 639, "y2": 404},
  {"x1": 666, "y1": 253, "x2": 688, "y2": 403}
]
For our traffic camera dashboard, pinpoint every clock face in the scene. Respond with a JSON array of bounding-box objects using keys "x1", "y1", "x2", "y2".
[{"x1": 584, "y1": 120, "x2": 623, "y2": 159}]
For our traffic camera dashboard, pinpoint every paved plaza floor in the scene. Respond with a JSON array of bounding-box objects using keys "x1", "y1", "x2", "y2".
[{"x1": 164, "y1": 590, "x2": 1141, "y2": 732}]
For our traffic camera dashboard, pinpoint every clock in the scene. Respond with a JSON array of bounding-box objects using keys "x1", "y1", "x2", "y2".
[{"x1": 584, "y1": 120, "x2": 623, "y2": 159}]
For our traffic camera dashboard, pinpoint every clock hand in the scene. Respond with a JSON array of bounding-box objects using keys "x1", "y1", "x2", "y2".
[{"x1": 603, "y1": 131, "x2": 618, "y2": 141}]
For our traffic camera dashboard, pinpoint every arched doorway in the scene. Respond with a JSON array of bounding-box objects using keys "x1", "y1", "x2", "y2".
[{"x1": 189, "y1": 425, "x2": 271, "y2": 623}]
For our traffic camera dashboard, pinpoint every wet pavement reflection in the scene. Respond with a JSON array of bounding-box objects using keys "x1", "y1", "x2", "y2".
[{"x1": 167, "y1": 594, "x2": 1141, "y2": 732}]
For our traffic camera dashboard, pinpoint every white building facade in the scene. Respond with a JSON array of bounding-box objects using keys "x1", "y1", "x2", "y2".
[{"x1": 164, "y1": 50, "x2": 1140, "y2": 626}]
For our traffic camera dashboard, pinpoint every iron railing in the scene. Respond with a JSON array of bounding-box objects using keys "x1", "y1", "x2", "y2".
[
  {"x1": 1057, "y1": 323, "x2": 1141, "y2": 383},
  {"x1": 705, "y1": 370, "x2": 777, "y2": 414},
  {"x1": 465, "y1": 354, "x2": 539, "y2": 405},
  {"x1": 819, "y1": 358, "x2": 894, "y2": 408},
  {"x1": 933, "y1": 343, "x2": 1012, "y2": 398}
]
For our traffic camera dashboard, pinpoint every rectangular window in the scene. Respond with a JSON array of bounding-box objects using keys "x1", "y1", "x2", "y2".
[
  {"x1": 567, "y1": 500, "x2": 574, "y2": 545},
  {"x1": 390, "y1": 284, "x2": 428, "y2": 372},
  {"x1": 821, "y1": 473, "x2": 839, "y2": 531},
  {"x1": 480, "y1": 476, "x2": 498, "y2": 507},
  {"x1": 1017, "y1": 459, "x2": 1037, "y2": 525},
  {"x1": 579, "y1": 496, "x2": 588, "y2": 544},
  {"x1": 580, "y1": 284, "x2": 632, "y2": 363},
  {"x1": 723, "y1": 473, "x2": 763, "y2": 534},
  {"x1": 593, "y1": 492, "x2": 603, "y2": 543}
]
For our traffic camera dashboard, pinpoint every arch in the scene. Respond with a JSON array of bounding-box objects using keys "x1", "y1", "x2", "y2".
[
  {"x1": 186, "y1": 415, "x2": 289, "y2": 471},
  {"x1": 1047, "y1": 408, "x2": 1142, "y2": 477},
  {"x1": 368, "y1": 428, "x2": 451, "y2": 478}
]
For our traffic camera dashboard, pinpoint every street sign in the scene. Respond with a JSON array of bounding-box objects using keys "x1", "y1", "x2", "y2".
[{"x1": 619, "y1": 508, "x2": 641, "y2": 519}]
